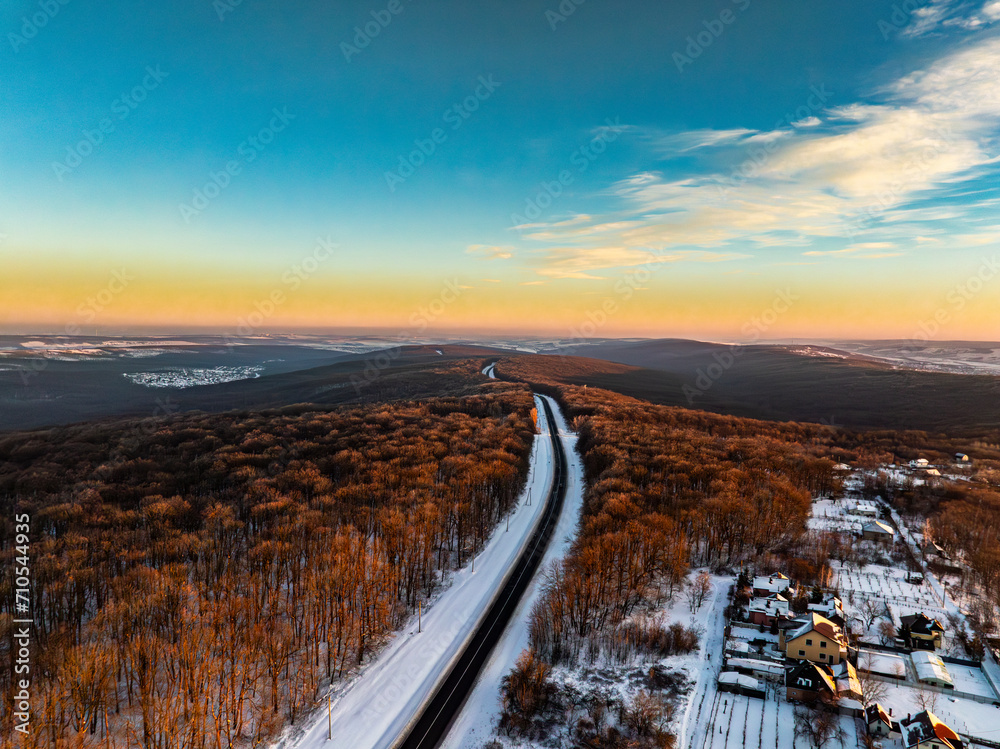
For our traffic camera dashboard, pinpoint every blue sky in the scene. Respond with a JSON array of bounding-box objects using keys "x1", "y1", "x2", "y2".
[{"x1": 2, "y1": 0, "x2": 1000, "y2": 337}]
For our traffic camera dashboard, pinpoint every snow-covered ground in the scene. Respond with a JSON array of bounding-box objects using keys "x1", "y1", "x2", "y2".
[
  {"x1": 677, "y1": 577, "x2": 736, "y2": 749},
  {"x1": 693, "y1": 685, "x2": 860, "y2": 749},
  {"x1": 442, "y1": 394, "x2": 584, "y2": 749},
  {"x1": 875, "y1": 681, "x2": 1000, "y2": 737},
  {"x1": 278, "y1": 392, "x2": 563, "y2": 749}
]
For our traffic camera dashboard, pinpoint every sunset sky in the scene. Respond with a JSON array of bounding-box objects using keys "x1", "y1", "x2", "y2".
[{"x1": 2, "y1": 0, "x2": 999, "y2": 340}]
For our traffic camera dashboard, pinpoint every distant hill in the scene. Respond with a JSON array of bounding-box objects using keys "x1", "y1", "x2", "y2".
[
  {"x1": 0, "y1": 344, "x2": 505, "y2": 431},
  {"x1": 496, "y1": 341, "x2": 1000, "y2": 436}
]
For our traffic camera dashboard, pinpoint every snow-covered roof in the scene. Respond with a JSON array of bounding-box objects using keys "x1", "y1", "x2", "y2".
[
  {"x1": 900, "y1": 710, "x2": 961, "y2": 749},
  {"x1": 862, "y1": 520, "x2": 895, "y2": 535},
  {"x1": 727, "y1": 657, "x2": 785, "y2": 675},
  {"x1": 911, "y1": 651, "x2": 953, "y2": 686},
  {"x1": 787, "y1": 612, "x2": 845, "y2": 644},
  {"x1": 752, "y1": 573, "x2": 791, "y2": 593},
  {"x1": 749, "y1": 594, "x2": 789, "y2": 613},
  {"x1": 718, "y1": 672, "x2": 760, "y2": 690}
]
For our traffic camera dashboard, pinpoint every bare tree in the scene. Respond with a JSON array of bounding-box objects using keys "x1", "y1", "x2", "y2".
[
  {"x1": 915, "y1": 689, "x2": 939, "y2": 713},
  {"x1": 877, "y1": 619, "x2": 897, "y2": 646},
  {"x1": 859, "y1": 597, "x2": 885, "y2": 628},
  {"x1": 858, "y1": 651, "x2": 888, "y2": 705},
  {"x1": 794, "y1": 700, "x2": 845, "y2": 749},
  {"x1": 686, "y1": 571, "x2": 712, "y2": 612}
]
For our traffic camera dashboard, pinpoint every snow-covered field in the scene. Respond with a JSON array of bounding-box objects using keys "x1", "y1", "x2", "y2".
[
  {"x1": 278, "y1": 393, "x2": 569, "y2": 749},
  {"x1": 693, "y1": 686, "x2": 860, "y2": 749}
]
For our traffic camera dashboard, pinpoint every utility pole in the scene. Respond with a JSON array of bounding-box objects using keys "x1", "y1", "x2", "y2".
[{"x1": 328, "y1": 694, "x2": 332, "y2": 741}]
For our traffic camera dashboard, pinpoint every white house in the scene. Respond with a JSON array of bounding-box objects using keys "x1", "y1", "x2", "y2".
[
  {"x1": 752, "y1": 573, "x2": 792, "y2": 597},
  {"x1": 848, "y1": 500, "x2": 879, "y2": 517}
]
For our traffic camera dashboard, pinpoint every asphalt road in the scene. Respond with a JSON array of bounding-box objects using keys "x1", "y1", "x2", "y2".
[{"x1": 393, "y1": 395, "x2": 569, "y2": 749}]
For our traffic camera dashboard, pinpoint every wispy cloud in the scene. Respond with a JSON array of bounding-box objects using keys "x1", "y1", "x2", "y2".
[
  {"x1": 654, "y1": 128, "x2": 757, "y2": 155},
  {"x1": 502, "y1": 34, "x2": 1000, "y2": 278},
  {"x1": 898, "y1": 0, "x2": 997, "y2": 37},
  {"x1": 467, "y1": 244, "x2": 515, "y2": 260},
  {"x1": 532, "y1": 247, "x2": 748, "y2": 280}
]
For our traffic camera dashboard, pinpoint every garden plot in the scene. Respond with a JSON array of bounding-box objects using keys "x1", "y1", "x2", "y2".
[
  {"x1": 946, "y1": 662, "x2": 998, "y2": 699},
  {"x1": 691, "y1": 684, "x2": 859, "y2": 749},
  {"x1": 859, "y1": 650, "x2": 908, "y2": 679},
  {"x1": 807, "y1": 498, "x2": 864, "y2": 534}
]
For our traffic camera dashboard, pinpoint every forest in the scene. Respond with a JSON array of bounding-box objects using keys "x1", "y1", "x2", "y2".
[
  {"x1": 490, "y1": 355, "x2": 1000, "y2": 747},
  {"x1": 0, "y1": 380, "x2": 536, "y2": 748}
]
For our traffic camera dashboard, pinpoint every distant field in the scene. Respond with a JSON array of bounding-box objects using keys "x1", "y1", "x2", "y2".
[{"x1": 495, "y1": 341, "x2": 1000, "y2": 436}]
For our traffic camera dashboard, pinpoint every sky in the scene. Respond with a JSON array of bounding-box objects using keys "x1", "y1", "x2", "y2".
[{"x1": 2, "y1": 0, "x2": 1000, "y2": 341}]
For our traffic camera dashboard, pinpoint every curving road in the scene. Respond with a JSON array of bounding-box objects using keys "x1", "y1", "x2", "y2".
[{"x1": 393, "y1": 381, "x2": 570, "y2": 749}]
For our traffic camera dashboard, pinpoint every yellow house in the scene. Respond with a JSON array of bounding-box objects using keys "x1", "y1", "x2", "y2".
[{"x1": 780, "y1": 613, "x2": 848, "y2": 666}]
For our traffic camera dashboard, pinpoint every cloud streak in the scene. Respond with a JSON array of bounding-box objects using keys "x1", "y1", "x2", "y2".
[{"x1": 502, "y1": 34, "x2": 1000, "y2": 278}]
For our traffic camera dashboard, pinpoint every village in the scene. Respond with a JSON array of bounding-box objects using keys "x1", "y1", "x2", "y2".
[{"x1": 702, "y1": 454, "x2": 1000, "y2": 749}]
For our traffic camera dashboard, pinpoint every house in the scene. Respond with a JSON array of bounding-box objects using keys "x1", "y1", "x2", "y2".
[
  {"x1": 718, "y1": 671, "x2": 765, "y2": 698},
  {"x1": 865, "y1": 703, "x2": 897, "y2": 737},
  {"x1": 833, "y1": 463, "x2": 851, "y2": 471},
  {"x1": 954, "y1": 453, "x2": 970, "y2": 464},
  {"x1": 749, "y1": 593, "x2": 789, "y2": 626},
  {"x1": 848, "y1": 500, "x2": 879, "y2": 517},
  {"x1": 753, "y1": 573, "x2": 792, "y2": 597},
  {"x1": 922, "y1": 540, "x2": 947, "y2": 560},
  {"x1": 862, "y1": 520, "x2": 896, "y2": 542},
  {"x1": 911, "y1": 651, "x2": 953, "y2": 688},
  {"x1": 900, "y1": 612, "x2": 945, "y2": 650},
  {"x1": 899, "y1": 710, "x2": 963, "y2": 749},
  {"x1": 781, "y1": 613, "x2": 849, "y2": 666},
  {"x1": 910, "y1": 458, "x2": 931, "y2": 469},
  {"x1": 785, "y1": 661, "x2": 837, "y2": 703},
  {"x1": 808, "y1": 595, "x2": 846, "y2": 627},
  {"x1": 925, "y1": 468, "x2": 942, "y2": 477},
  {"x1": 832, "y1": 660, "x2": 862, "y2": 702}
]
